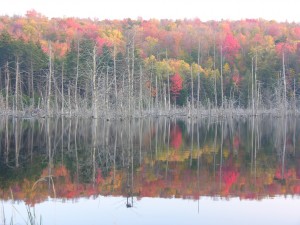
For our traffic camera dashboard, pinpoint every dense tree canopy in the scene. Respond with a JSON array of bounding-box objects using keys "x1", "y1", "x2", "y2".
[{"x1": 0, "y1": 11, "x2": 299, "y2": 114}]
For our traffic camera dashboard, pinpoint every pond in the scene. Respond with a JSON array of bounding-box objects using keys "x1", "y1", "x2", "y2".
[{"x1": 0, "y1": 116, "x2": 300, "y2": 225}]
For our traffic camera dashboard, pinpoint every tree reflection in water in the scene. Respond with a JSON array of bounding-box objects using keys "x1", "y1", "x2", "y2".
[{"x1": 0, "y1": 116, "x2": 299, "y2": 205}]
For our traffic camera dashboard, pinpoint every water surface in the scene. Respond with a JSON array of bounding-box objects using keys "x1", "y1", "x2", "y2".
[{"x1": 0, "y1": 116, "x2": 299, "y2": 224}]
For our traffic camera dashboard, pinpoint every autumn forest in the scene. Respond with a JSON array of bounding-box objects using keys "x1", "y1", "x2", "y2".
[{"x1": 0, "y1": 10, "x2": 300, "y2": 117}]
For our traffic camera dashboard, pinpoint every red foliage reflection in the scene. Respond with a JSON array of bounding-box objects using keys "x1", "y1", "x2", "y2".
[{"x1": 170, "y1": 125, "x2": 182, "y2": 149}]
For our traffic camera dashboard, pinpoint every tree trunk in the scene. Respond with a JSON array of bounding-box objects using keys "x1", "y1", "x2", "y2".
[
  {"x1": 251, "y1": 57, "x2": 254, "y2": 115},
  {"x1": 197, "y1": 40, "x2": 201, "y2": 110},
  {"x1": 163, "y1": 83, "x2": 167, "y2": 111},
  {"x1": 61, "y1": 116, "x2": 64, "y2": 164},
  {"x1": 139, "y1": 65, "x2": 143, "y2": 116},
  {"x1": 155, "y1": 75, "x2": 158, "y2": 114},
  {"x1": 15, "y1": 56, "x2": 20, "y2": 113},
  {"x1": 92, "y1": 46, "x2": 98, "y2": 119},
  {"x1": 106, "y1": 66, "x2": 109, "y2": 116},
  {"x1": 75, "y1": 39, "x2": 80, "y2": 112},
  {"x1": 55, "y1": 83, "x2": 58, "y2": 113},
  {"x1": 190, "y1": 65, "x2": 194, "y2": 112},
  {"x1": 220, "y1": 45, "x2": 224, "y2": 110},
  {"x1": 213, "y1": 35, "x2": 217, "y2": 108},
  {"x1": 47, "y1": 43, "x2": 52, "y2": 115},
  {"x1": 149, "y1": 64, "x2": 153, "y2": 112},
  {"x1": 30, "y1": 59, "x2": 34, "y2": 107},
  {"x1": 127, "y1": 46, "x2": 131, "y2": 116},
  {"x1": 68, "y1": 85, "x2": 71, "y2": 116},
  {"x1": 282, "y1": 52, "x2": 287, "y2": 112},
  {"x1": 254, "y1": 52, "x2": 258, "y2": 114},
  {"x1": 121, "y1": 71, "x2": 125, "y2": 116},
  {"x1": 61, "y1": 61, "x2": 64, "y2": 114},
  {"x1": 5, "y1": 61, "x2": 10, "y2": 112},
  {"x1": 131, "y1": 37, "x2": 135, "y2": 115},
  {"x1": 113, "y1": 44, "x2": 118, "y2": 112},
  {"x1": 167, "y1": 50, "x2": 171, "y2": 112},
  {"x1": 293, "y1": 78, "x2": 296, "y2": 115}
]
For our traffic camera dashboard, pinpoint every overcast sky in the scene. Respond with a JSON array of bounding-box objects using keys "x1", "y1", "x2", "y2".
[{"x1": 1, "y1": 0, "x2": 299, "y2": 22}]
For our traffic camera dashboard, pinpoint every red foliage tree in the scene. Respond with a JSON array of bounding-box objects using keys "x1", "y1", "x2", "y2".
[
  {"x1": 232, "y1": 72, "x2": 242, "y2": 89},
  {"x1": 275, "y1": 42, "x2": 296, "y2": 56},
  {"x1": 170, "y1": 73, "x2": 183, "y2": 101},
  {"x1": 223, "y1": 33, "x2": 240, "y2": 65}
]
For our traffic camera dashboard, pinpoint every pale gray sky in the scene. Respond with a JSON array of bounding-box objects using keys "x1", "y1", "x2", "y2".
[{"x1": 1, "y1": 0, "x2": 299, "y2": 22}]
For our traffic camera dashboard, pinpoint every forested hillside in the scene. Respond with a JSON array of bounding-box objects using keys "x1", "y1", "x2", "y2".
[{"x1": 0, "y1": 10, "x2": 299, "y2": 117}]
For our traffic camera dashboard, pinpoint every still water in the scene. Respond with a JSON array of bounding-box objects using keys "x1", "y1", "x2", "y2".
[{"x1": 0, "y1": 116, "x2": 299, "y2": 225}]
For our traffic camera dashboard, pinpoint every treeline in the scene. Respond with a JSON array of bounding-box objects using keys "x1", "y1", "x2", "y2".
[{"x1": 0, "y1": 10, "x2": 300, "y2": 117}]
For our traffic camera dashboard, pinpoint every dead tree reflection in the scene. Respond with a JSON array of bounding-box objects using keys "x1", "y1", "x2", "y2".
[{"x1": 0, "y1": 116, "x2": 299, "y2": 201}]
